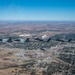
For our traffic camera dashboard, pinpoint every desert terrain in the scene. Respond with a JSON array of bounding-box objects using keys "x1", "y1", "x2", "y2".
[{"x1": 0, "y1": 21, "x2": 75, "y2": 75}]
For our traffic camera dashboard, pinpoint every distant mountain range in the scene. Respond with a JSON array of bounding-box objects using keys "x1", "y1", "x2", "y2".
[{"x1": 0, "y1": 33, "x2": 75, "y2": 43}]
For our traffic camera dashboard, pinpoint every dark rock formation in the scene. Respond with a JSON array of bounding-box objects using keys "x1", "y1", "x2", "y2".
[
  {"x1": 68, "y1": 39, "x2": 72, "y2": 42},
  {"x1": 47, "y1": 38, "x2": 51, "y2": 42},
  {"x1": 0, "y1": 39, "x2": 2, "y2": 41},
  {"x1": 25, "y1": 38, "x2": 29, "y2": 42},
  {"x1": 14, "y1": 39, "x2": 20, "y2": 42},
  {"x1": 56, "y1": 39, "x2": 65, "y2": 42},
  {"x1": 7, "y1": 37, "x2": 13, "y2": 43},
  {"x1": 35, "y1": 38, "x2": 44, "y2": 42}
]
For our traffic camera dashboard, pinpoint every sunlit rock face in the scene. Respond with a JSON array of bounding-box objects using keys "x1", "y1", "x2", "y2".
[
  {"x1": 20, "y1": 39, "x2": 25, "y2": 43},
  {"x1": 19, "y1": 34, "x2": 31, "y2": 37},
  {"x1": 42, "y1": 35, "x2": 47, "y2": 39},
  {"x1": 41, "y1": 34, "x2": 51, "y2": 42},
  {"x1": 3, "y1": 39, "x2": 8, "y2": 42}
]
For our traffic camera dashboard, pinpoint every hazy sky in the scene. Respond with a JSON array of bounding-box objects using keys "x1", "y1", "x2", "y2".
[{"x1": 0, "y1": 0, "x2": 75, "y2": 21}]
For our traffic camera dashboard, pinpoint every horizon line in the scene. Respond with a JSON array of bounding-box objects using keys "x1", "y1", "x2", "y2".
[{"x1": 0, "y1": 20, "x2": 75, "y2": 22}]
